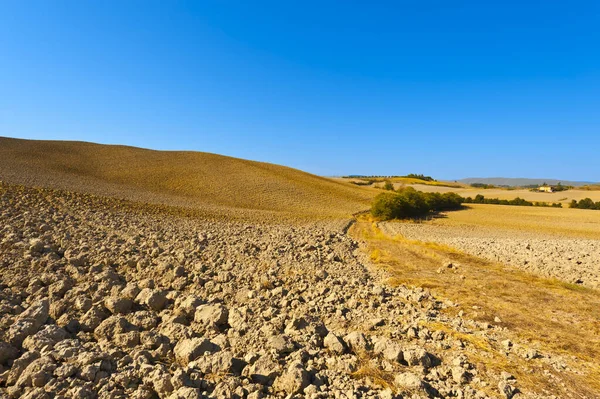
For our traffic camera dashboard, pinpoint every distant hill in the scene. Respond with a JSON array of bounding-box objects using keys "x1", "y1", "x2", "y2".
[
  {"x1": 0, "y1": 137, "x2": 373, "y2": 220},
  {"x1": 459, "y1": 177, "x2": 597, "y2": 187}
]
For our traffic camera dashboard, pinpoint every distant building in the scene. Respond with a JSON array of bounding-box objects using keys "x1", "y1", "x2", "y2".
[{"x1": 538, "y1": 186, "x2": 554, "y2": 193}]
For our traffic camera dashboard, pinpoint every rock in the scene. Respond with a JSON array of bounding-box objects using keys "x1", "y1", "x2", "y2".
[
  {"x1": 192, "y1": 350, "x2": 245, "y2": 375},
  {"x1": 227, "y1": 307, "x2": 247, "y2": 331},
  {"x1": 323, "y1": 332, "x2": 346, "y2": 355},
  {"x1": 344, "y1": 332, "x2": 370, "y2": 353},
  {"x1": 269, "y1": 334, "x2": 296, "y2": 356},
  {"x1": 136, "y1": 288, "x2": 167, "y2": 311},
  {"x1": 6, "y1": 351, "x2": 41, "y2": 385},
  {"x1": 15, "y1": 355, "x2": 56, "y2": 388},
  {"x1": 8, "y1": 299, "x2": 50, "y2": 345},
  {"x1": 174, "y1": 296, "x2": 203, "y2": 319},
  {"x1": 370, "y1": 318, "x2": 385, "y2": 329},
  {"x1": 48, "y1": 279, "x2": 72, "y2": 298},
  {"x1": 394, "y1": 372, "x2": 424, "y2": 389},
  {"x1": 114, "y1": 331, "x2": 141, "y2": 348},
  {"x1": 498, "y1": 381, "x2": 517, "y2": 398},
  {"x1": 502, "y1": 340, "x2": 513, "y2": 350},
  {"x1": 451, "y1": 366, "x2": 469, "y2": 384},
  {"x1": 22, "y1": 324, "x2": 68, "y2": 352},
  {"x1": 79, "y1": 305, "x2": 109, "y2": 332},
  {"x1": 29, "y1": 239, "x2": 45, "y2": 254},
  {"x1": 373, "y1": 337, "x2": 403, "y2": 363},
  {"x1": 0, "y1": 342, "x2": 19, "y2": 365},
  {"x1": 121, "y1": 283, "x2": 141, "y2": 300},
  {"x1": 273, "y1": 361, "x2": 310, "y2": 395},
  {"x1": 403, "y1": 348, "x2": 432, "y2": 368},
  {"x1": 104, "y1": 296, "x2": 133, "y2": 314},
  {"x1": 242, "y1": 354, "x2": 281, "y2": 385},
  {"x1": 194, "y1": 303, "x2": 228, "y2": 329},
  {"x1": 174, "y1": 338, "x2": 219, "y2": 366},
  {"x1": 168, "y1": 387, "x2": 203, "y2": 399},
  {"x1": 94, "y1": 316, "x2": 137, "y2": 341}
]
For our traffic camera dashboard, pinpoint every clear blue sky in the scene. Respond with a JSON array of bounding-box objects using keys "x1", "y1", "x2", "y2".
[{"x1": 1, "y1": 1, "x2": 599, "y2": 181}]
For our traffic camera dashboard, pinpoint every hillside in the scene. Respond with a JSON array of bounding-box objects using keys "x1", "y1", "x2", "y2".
[
  {"x1": 0, "y1": 137, "x2": 373, "y2": 220},
  {"x1": 459, "y1": 177, "x2": 596, "y2": 187}
]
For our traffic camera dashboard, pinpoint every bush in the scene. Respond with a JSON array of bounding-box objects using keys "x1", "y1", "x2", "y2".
[
  {"x1": 383, "y1": 181, "x2": 394, "y2": 191},
  {"x1": 403, "y1": 174, "x2": 435, "y2": 182},
  {"x1": 371, "y1": 187, "x2": 463, "y2": 220},
  {"x1": 570, "y1": 198, "x2": 600, "y2": 210}
]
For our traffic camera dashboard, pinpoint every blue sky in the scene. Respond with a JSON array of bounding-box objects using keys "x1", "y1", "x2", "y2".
[{"x1": 1, "y1": 1, "x2": 599, "y2": 180}]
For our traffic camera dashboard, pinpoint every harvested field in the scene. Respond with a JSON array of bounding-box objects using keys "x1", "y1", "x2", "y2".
[
  {"x1": 0, "y1": 137, "x2": 374, "y2": 221},
  {"x1": 0, "y1": 182, "x2": 562, "y2": 399},
  {"x1": 379, "y1": 204, "x2": 600, "y2": 287}
]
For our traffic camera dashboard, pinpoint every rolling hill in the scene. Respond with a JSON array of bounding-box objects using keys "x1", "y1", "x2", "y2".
[{"x1": 0, "y1": 137, "x2": 373, "y2": 220}]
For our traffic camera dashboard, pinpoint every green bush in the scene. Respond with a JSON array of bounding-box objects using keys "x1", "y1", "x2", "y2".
[
  {"x1": 403, "y1": 174, "x2": 435, "y2": 182},
  {"x1": 371, "y1": 187, "x2": 463, "y2": 220},
  {"x1": 383, "y1": 181, "x2": 394, "y2": 191},
  {"x1": 570, "y1": 198, "x2": 600, "y2": 210}
]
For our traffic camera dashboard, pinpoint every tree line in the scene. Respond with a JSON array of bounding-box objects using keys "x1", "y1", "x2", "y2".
[
  {"x1": 569, "y1": 198, "x2": 600, "y2": 210},
  {"x1": 371, "y1": 189, "x2": 566, "y2": 220}
]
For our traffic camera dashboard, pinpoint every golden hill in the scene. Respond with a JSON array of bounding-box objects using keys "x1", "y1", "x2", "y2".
[{"x1": 0, "y1": 137, "x2": 374, "y2": 220}]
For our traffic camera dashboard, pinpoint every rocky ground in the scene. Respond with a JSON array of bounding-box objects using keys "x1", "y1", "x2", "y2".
[
  {"x1": 379, "y1": 222, "x2": 600, "y2": 289},
  {"x1": 0, "y1": 182, "x2": 575, "y2": 398}
]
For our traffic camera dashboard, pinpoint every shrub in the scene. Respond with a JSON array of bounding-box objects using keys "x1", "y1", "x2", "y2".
[
  {"x1": 383, "y1": 181, "x2": 394, "y2": 191},
  {"x1": 370, "y1": 187, "x2": 463, "y2": 220},
  {"x1": 570, "y1": 198, "x2": 600, "y2": 210},
  {"x1": 403, "y1": 174, "x2": 435, "y2": 182}
]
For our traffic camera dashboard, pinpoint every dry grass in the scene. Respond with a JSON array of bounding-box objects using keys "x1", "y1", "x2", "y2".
[
  {"x1": 0, "y1": 137, "x2": 375, "y2": 221},
  {"x1": 435, "y1": 203, "x2": 600, "y2": 240},
  {"x1": 351, "y1": 216, "x2": 600, "y2": 397}
]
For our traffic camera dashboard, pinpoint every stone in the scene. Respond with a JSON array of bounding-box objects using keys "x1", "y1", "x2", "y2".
[
  {"x1": 323, "y1": 332, "x2": 346, "y2": 355},
  {"x1": 498, "y1": 381, "x2": 517, "y2": 398},
  {"x1": 373, "y1": 337, "x2": 403, "y2": 363},
  {"x1": 273, "y1": 361, "x2": 310, "y2": 395},
  {"x1": 105, "y1": 296, "x2": 133, "y2": 314},
  {"x1": 451, "y1": 366, "x2": 469, "y2": 384},
  {"x1": 344, "y1": 331, "x2": 370, "y2": 353},
  {"x1": 394, "y1": 372, "x2": 423, "y2": 389},
  {"x1": 242, "y1": 354, "x2": 281, "y2": 385},
  {"x1": 168, "y1": 387, "x2": 203, "y2": 399},
  {"x1": 194, "y1": 303, "x2": 228, "y2": 328},
  {"x1": 174, "y1": 296, "x2": 203, "y2": 319},
  {"x1": 403, "y1": 348, "x2": 432, "y2": 368},
  {"x1": 0, "y1": 342, "x2": 19, "y2": 365},
  {"x1": 8, "y1": 299, "x2": 50, "y2": 345},
  {"x1": 174, "y1": 338, "x2": 219, "y2": 366},
  {"x1": 22, "y1": 324, "x2": 68, "y2": 352},
  {"x1": 136, "y1": 288, "x2": 167, "y2": 311},
  {"x1": 269, "y1": 334, "x2": 296, "y2": 356}
]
